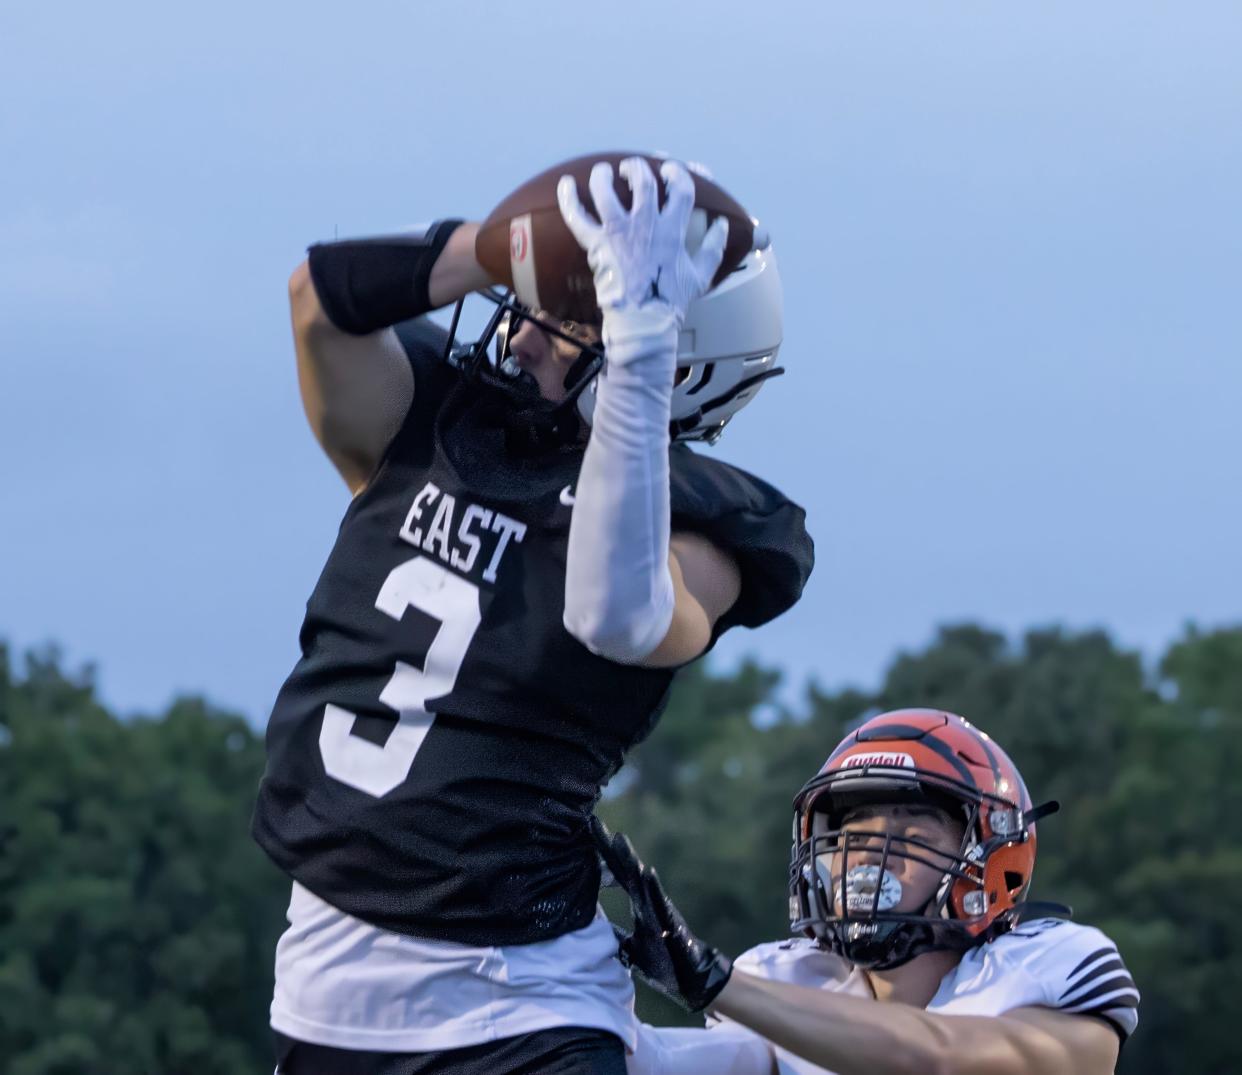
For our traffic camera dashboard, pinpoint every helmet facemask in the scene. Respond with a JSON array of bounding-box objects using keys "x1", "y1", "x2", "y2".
[
  {"x1": 790, "y1": 710, "x2": 1063, "y2": 971},
  {"x1": 443, "y1": 288, "x2": 603, "y2": 455},
  {"x1": 789, "y1": 768, "x2": 1039, "y2": 970}
]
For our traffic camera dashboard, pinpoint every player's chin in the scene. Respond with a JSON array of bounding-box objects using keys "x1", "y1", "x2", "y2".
[{"x1": 529, "y1": 367, "x2": 571, "y2": 404}]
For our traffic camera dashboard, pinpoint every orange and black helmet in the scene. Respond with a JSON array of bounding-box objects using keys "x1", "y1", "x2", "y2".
[{"x1": 789, "y1": 709, "x2": 1060, "y2": 969}]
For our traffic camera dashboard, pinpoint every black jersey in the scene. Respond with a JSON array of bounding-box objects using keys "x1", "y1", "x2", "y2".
[{"x1": 253, "y1": 319, "x2": 813, "y2": 946}]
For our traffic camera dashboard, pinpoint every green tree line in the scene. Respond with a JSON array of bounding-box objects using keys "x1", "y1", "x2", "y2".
[{"x1": 2, "y1": 626, "x2": 1239, "y2": 1073}]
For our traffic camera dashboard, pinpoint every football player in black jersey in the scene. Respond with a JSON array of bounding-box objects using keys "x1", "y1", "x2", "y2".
[{"x1": 253, "y1": 156, "x2": 812, "y2": 1074}]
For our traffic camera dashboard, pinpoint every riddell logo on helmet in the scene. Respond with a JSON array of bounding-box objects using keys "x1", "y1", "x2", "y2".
[{"x1": 839, "y1": 752, "x2": 917, "y2": 770}]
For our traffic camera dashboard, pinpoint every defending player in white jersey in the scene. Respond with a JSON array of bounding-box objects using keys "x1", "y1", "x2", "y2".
[{"x1": 594, "y1": 709, "x2": 1139, "y2": 1075}]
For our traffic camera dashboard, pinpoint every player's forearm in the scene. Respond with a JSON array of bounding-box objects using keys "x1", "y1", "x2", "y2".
[
  {"x1": 712, "y1": 972, "x2": 935, "y2": 1075},
  {"x1": 563, "y1": 313, "x2": 678, "y2": 663},
  {"x1": 712, "y1": 971, "x2": 1065, "y2": 1075},
  {"x1": 427, "y1": 221, "x2": 488, "y2": 307}
]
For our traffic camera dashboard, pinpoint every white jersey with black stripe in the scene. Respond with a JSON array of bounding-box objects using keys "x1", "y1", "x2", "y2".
[
  {"x1": 925, "y1": 916, "x2": 1139, "y2": 1038},
  {"x1": 627, "y1": 918, "x2": 1139, "y2": 1075}
]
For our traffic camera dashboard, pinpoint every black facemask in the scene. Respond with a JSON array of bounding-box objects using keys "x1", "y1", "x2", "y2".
[{"x1": 443, "y1": 288, "x2": 603, "y2": 457}]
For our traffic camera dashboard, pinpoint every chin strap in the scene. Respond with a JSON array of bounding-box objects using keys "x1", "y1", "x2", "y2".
[
  {"x1": 562, "y1": 346, "x2": 604, "y2": 395},
  {"x1": 500, "y1": 401, "x2": 578, "y2": 457},
  {"x1": 501, "y1": 345, "x2": 603, "y2": 457}
]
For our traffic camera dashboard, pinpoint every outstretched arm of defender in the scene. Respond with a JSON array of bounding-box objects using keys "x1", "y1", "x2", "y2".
[
  {"x1": 289, "y1": 220, "x2": 488, "y2": 494},
  {"x1": 711, "y1": 973, "x2": 1119, "y2": 1075}
]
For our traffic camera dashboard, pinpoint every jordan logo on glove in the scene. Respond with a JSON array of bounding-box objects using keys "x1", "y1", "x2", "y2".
[{"x1": 556, "y1": 157, "x2": 728, "y2": 350}]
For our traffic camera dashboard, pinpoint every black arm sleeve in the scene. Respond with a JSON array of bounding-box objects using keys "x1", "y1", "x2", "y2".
[
  {"x1": 307, "y1": 219, "x2": 464, "y2": 335},
  {"x1": 668, "y1": 445, "x2": 814, "y2": 640}
]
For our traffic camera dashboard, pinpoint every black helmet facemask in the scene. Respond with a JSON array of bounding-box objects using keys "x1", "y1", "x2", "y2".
[
  {"x1": 443, "y1": 288, "x2": 603, "y2": 457},
  {"x1": 790, "y1": 809, "x2": 982, "y2": 971},
  {"x1": 789, "y1": 780, "x2": 1064, "y2": 971}
]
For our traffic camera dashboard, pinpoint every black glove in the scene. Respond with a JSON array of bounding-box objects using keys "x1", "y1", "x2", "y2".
[{"x1": 591, "y1": 816, "x2": 733, "y2": 1012}]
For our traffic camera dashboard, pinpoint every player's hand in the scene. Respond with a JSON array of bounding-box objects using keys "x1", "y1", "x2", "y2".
[
  {"x1": 557, "y1": 158, "x2": 728, "y2": 342},
  {"x1": 591, "y1": 816, "x2": 733, "y2": 1013}
]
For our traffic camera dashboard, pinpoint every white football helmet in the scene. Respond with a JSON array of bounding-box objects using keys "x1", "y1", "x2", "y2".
[{"x1": 576, "y1": 233, "x2": 783, "y2": 444}]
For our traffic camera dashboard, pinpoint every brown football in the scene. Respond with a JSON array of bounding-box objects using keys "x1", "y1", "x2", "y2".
[{"x1": 476, "y1": 151, "x2": 755, "y2": 325}]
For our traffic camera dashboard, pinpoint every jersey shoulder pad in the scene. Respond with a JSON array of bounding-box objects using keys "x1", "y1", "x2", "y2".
[
  {"x1": 994, "y1": 918, "x2": 1140, "y2": 1041},
  {"x1": 667, "y1": 446, "x2": 813, "y2": 634}
]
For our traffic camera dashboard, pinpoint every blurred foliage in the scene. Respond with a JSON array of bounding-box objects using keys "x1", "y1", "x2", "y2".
[
  {"x1": 0, "y1": 645, "x2": 288, "y2": 1075},
  {"x1": 1, "y1": 626, "x2": 1239, "y2": 1072}
]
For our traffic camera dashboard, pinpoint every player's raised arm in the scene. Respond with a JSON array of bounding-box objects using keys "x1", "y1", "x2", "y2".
[
  {"x1": 288, "y1": 220, "x2": 488, "y2": 493},
  {"x1": 558, "y1": 158, "x2": 740, "y2": 667}
]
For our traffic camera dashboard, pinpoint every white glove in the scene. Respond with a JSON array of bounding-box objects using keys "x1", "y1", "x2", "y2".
[{"x1": 557, "y1": 158, "x2": 729, "y2": 350}]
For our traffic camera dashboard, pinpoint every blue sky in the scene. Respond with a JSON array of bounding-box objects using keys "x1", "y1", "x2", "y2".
[{"x1": 2, "y1": 1, "x2": 1239, "y2": 721}]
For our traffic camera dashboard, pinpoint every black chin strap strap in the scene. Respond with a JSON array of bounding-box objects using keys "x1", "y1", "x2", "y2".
[
  {"x1": 503, "y1": 369, "x2": 597, "y2": 458},
  {"x1": 562, "y1": 346, "x2": 603, "y2": 394},
  {"x1": 506, "y1": 347, "x2": 600, "y2": 456}
]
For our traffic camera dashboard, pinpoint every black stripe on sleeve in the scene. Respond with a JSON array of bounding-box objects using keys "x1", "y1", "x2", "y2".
[
  {"x1": 1086, "y1": 994, "x2": 1140, "y2": 1011},
  {"x1": 1067, "y1": 946, "x2": 1115, "y2": 979},
  {"x1": 1060, "y1": 976, "x2": 1139, "y2": 1011},
  {"x1": 1059, "y1": 957, "x2": 1127, "y2": 1001}
]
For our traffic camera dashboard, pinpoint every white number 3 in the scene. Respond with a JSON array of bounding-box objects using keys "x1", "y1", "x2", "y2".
[{"x1": 318, "y1": 557, "x2": 482, "y2": 797}]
